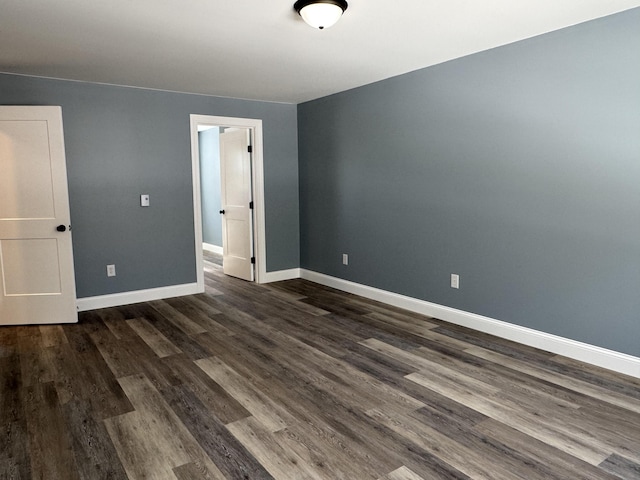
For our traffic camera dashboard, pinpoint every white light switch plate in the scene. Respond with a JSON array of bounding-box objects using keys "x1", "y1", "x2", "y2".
[{"x1": 141, "y1": 194, "x2": 150, "y2": 207}]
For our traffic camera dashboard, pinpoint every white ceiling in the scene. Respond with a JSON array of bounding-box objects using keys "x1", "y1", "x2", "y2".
[{"x1": 1, "y1": 0, "x2": 639, "y2": 104}]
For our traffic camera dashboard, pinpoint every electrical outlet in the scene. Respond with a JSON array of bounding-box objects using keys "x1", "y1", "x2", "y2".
[
  {"x1": 107, "y1": 264, "x2": 116, "y2": 277},
  {"x1": 451, "y1": 273, "x2": 459, "y2": 289},
  {"x1": 342, "y1": 254, "x2": 349, "y2": 265}
]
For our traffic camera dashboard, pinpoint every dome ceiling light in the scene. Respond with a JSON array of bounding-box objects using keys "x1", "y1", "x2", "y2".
[{"x1": 294, "y1": 0, "x2": 348, "y2": 30}]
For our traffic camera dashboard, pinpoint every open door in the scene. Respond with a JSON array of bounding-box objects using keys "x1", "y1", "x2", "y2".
[
  {"x1": 219, "y1": 128, "x2": 254, "y2": 281},
  {"x1": 0, "y1": 106, "x2": 77, "y2": 325}
]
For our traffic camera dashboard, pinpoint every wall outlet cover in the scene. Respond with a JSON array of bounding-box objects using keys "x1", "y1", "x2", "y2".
[{"x1": 107, "y1": 264, "x2": 116, "y2": 277}]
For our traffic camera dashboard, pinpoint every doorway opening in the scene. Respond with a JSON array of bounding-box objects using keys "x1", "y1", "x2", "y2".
[{"x1": 189, "y1": 115, "x2": 266, "y2": 287}]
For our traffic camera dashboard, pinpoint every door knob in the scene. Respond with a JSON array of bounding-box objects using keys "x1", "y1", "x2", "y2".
[
  {"x1": 219, "y1": 210, "x2": 225, "y2": 214},
  {"x1": 56, "y1": 225, "x2": 67, "y2": 232}
]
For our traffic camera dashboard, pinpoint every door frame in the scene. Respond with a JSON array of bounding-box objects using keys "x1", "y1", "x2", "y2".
[{"x1": 189, "y1": 114, "x2": 266, "y2": 285}]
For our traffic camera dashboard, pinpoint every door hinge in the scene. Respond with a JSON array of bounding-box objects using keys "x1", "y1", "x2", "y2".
[
  {"x1": 251, "y1": 257, "x2": 256, "y2": 264},
  {"x1": 247, "y1": 145, "x2": 253, "y2": 153},
  {"x1": 249, "y1": 201, "x2": 254, "y2": 210}
]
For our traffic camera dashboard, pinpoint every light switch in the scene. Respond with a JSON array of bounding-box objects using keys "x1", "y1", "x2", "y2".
[{"x1": 141, "y1": 194, "x2": 150, "y2": 207}]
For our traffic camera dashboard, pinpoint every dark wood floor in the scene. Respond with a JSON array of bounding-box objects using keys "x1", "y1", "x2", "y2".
[{"x1": 2, "y1": 252, "x2": 640, "y2": 479}]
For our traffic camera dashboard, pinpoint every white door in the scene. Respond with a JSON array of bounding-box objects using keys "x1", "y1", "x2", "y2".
[
  {"x1": 0, "y1": 106, "x2": 77, "y2": 325},
  {"x1": 219, "y1": 128, "x2": 254, "y2": 281}
]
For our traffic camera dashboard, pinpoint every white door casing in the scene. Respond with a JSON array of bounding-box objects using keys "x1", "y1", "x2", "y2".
[
  {"x1": 0, "y1": 106, "x2": 77, "y2": 325},
  {"x1": 189, "y1": 114, "x2": 266, "y2": 286},
  {"x1": 220, "y1": 128, "x2": 254, "y2": 281}
]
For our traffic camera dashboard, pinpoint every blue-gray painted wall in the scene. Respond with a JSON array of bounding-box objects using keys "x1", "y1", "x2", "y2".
[
  {"x1": 199, "y1": 128, "x2": 222, "y2": 247},
  {"x1": 298, "y1": 9, "x2": 640, "y2": 357},
  {"x1": 0, "y1": 74, "x2": 300, "y2": 298}
]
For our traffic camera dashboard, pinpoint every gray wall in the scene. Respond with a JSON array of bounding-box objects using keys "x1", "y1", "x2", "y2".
[
  {"x1": 199, "y1": 128, "x2": 222, "y2": 247},
  {"x1": 0, "y1": 73, "x2": 300, "y2": 298},
  {"x1": 298, "y1": 8, "x2": 640, "y2": 357}
]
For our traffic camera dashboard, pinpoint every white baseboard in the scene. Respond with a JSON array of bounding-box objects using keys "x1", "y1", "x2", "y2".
[
  {"x1": 203, "y1": 242, "x2": 223, "y2": 254},
  {"x1": 76, "y1": 282, "x2": 203, "y2": 312},
  {"x1": 300, "y1": 269, "x2": 640, "y2": 379},
  {"x1": 74, "y1": 266, "x2": 640, "y2": 378},
  {"x1": 262, "y1": 268, "x2": 301, "y2": 284}
]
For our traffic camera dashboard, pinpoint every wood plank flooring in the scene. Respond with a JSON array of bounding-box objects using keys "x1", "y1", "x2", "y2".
[{"x1": 2, "y1": 251, "x2": 640, "y2": 479}]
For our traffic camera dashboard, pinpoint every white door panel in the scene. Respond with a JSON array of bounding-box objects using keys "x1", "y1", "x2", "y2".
[
  {"x1": 0, "y1": 106, "x2": 77, "y2": 325},
  {"x1": 0, "y1": 120, "x2": 56, "y2": 219},
  {"x1": 1, "y1": 239, "x2": 62, "y2": 295},
  {"x1": 220, "y1": 128, "x2": 254, "y2": 281}
]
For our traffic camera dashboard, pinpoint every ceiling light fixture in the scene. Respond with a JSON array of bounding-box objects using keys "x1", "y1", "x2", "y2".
[{"x1": 294, "y1": 0, "x2": 348, "y2": 30}]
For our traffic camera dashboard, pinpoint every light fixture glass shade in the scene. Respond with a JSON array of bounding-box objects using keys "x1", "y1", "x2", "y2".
[{"x1": 298, "y1": 3, "x2": 345, "y2": 29}]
